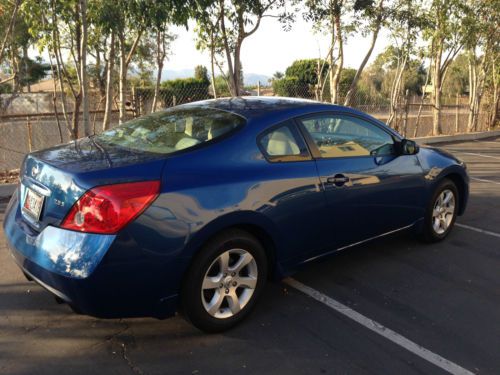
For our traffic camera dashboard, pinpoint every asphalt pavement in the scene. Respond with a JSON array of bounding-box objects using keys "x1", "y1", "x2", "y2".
[{"x1": 0, "y1": 137, "x2": 499, "y2": 375}]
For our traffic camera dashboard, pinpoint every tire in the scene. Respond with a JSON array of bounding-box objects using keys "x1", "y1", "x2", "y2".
[
  {"x1": 181, "y1": 229, "x2": 268, "y2": 333},
  {"x1": 418, "y1": 178, "x2": 459, "y2": 242}
]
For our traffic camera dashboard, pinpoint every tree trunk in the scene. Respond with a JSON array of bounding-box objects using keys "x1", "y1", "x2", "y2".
[
  {"x1": 413, "y1": 57, "x2": 432, "y2": 137},
  {"x1": 467, "y1": 51, "x2": 477, "y2": 132},
  {"x1": 344, "y1": 0, "x2": 383, "y2": 106},
  {"x1": 431, "y1": 44, "x2": 443, "y2": 136},
  {"x1": 50, "y1": 7, "x2": 72, "y2": 138},
  {"x1": 328, "y1": 22, "x2": 335, "y2": 103},
  {"x1": 219, "y1": 1, "x2": 237, "y2": 97},
  {"x1": 118, "y1": 33, "x2": 127, "y2": 124},
  {"x1": 103, "y1": 32, "x2": 115, "y2": 131},
  {"x1": 0, "y1": 0, "x2": 21, "y2": 63},
  {"x1": 387, "y1": 56, "x2": 406, "y2": 128},
  {"x1": 233, "y1": 40, "x2": 243, "y2": 96},
  {"x1": 343, "y1": 27, "x2": 377, "y2": 106},
  {"x1": 80, "y1": 0, "x2": 91, "y2": 136},
  {"x1": 46, "y1": 50, "x2": 63, "y2": 142},
  {"x1": 210, "y1": 38, "x2": 217, "y2": 99},
  {"x1": 72, "y1": 94, "x2": 82, "y2": 139},
  {"x1": 152, "y1": 29, "x2": 165, "y2": 113},
  {"x1": 330, "y1": 13, "x2": 343, "y2": 104},
  {"x1": 490, "y1": 59, "x2": 499, "y2": 128},
  {"x1": 116, "y1": 30, "x2": 142, "y2": 123}
]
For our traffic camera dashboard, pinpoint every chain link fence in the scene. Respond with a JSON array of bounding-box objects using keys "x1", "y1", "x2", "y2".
[{"x1": 0, "y1": 85, "x2": 497, "y2": 172}]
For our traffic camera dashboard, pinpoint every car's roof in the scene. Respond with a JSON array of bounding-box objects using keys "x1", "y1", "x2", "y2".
[{"x1": 176, "y1": 96, "x2": 356, "y2": 120}]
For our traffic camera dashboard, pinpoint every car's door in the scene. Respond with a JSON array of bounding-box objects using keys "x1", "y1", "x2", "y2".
[
  {"x1": 256, "y1": 120, "x2": 331, "y2": 262},
  {"x1": 296, "y1": 112, "x2": 426, "y2": 249}
]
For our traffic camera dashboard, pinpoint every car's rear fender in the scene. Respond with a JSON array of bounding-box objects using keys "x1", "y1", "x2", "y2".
[{"x1": 180, "y1": 210, "x2": 287, "y2": 279}]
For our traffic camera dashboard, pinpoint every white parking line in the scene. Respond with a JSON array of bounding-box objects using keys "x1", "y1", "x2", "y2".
[
  {"x1": 469, "y1": 176, "x2": 500, "y2": 185},
  {"x1": 456, "y1": 223, "x2": 500, "y2": 238},
  {"x1": 284, "y1": 278, "x2": 475, "y2": 375}
]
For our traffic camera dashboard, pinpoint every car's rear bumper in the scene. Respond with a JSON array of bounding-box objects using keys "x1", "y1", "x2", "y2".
[{"x1": 3, "y1": 190, "x2": 181, "y2": 319}]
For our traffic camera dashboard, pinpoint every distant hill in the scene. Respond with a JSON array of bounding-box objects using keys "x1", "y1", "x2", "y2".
[{"x1": 159, "y1": 69, "x2": 270, "y2": 86}]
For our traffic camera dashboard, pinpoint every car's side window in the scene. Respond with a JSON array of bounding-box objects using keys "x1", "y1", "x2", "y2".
[
  {"x1": 258, "y1": 122, "x2": 310, "y2": 162},
  {"x1": 299, "y1": 114, "x2": 395, "y2": 159}
]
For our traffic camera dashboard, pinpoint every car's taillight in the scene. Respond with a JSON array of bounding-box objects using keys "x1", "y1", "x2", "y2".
[{"x1": 61, "y1": 181, "x2": 160, "y2": 234}]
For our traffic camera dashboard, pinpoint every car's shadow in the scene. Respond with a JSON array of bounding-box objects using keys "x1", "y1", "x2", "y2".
[{"x1": 0, "y1": 228, "x2": 482, "y2": 375}]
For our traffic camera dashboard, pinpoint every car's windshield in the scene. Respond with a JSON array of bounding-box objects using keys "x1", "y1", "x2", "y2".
[{"x1": 96, "y1": 107, "x2": 245, "y2": 154}]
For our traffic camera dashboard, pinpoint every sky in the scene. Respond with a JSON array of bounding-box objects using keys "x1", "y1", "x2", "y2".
[{"x1": 167, "y1": 15, "x2": 392, "y2": 77}]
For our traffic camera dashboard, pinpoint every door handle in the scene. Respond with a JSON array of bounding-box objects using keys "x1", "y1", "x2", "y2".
[{"x1": 326, "y1": 174, "x2": 349, "y2": 186}]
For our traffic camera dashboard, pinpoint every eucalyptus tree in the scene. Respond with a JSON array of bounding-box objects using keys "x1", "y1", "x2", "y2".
[
  {"x1": 143, "y1": 1, "x2": 186, "y2": 113},
  {"x1": 461, "y1": 0, "x2": 500, "y2": 132},
  {"x1": 194, "y1": 0, "x2": 291, "y2": 97},
  {"x1": 88, "y1": 0, "x2": 117, "y2": 130},
  {"x1": 23, "y1": 0, "x2": 91, "y2": 138},
  {"x1": 303, "y1": 0, "x2": 379, "y2": 104},
  {"x1": 423, "y1": 0, "x2": 466, "y2": 136},
  {"x1": 384, "y1": 0, "x2": 425, "y2": 129},
  {"x1": 343, "y1": 0, "x2": 390, "y2": 106},
  {"x1": 193, "y1": 3, "x2": 225, "y2": 98},
  {"x1": 0, "y1": 0, "x2": 22, "y2": 86}
]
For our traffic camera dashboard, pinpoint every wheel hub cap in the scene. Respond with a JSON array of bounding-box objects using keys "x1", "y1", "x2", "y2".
[
  {"x1": 432, "y1": 189, "x2": 456, "y2": 235},
  {"x1": 201, "y1": 249, "x2": 258, "y2": 319}
]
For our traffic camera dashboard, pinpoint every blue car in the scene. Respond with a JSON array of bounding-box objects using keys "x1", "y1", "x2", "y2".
[{"x1": 3, "y1": 97, "x2": 468, "y2": 332}]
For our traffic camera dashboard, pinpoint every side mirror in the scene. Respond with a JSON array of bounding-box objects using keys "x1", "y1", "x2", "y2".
[{"x1": 400, "y1": 139, "x2": 419, "y2": 155}]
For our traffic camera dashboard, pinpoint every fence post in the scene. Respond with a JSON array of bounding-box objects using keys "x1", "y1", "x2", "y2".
[
  {"x1": 131, "y1": 86, "x2": 139, "y2": 118},
  {"x1": 455, "y1": 93, "x2": 460, "y2": 134},
  {"x1": 173, "y1": 95, "x2": 177, "y2": 107},
  {"x1": 257, "y1": 81, "x2": 261, "y2": 96},
  {"x1": 402, "y1": 89, "x2": 410, "y2": 137},
  {"x1": 26, "y1": 116, "x2": 33, "y2": 152}
]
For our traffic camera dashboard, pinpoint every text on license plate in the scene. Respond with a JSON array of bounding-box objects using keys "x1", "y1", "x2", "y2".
[{"x1": 23, "y1": 188, "x2": 44, "y2": 221}]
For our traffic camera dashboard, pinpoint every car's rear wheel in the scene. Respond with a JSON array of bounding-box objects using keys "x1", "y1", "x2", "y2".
[
  {"x1": 418, "y1": 178, "x2": 458, "y2": 242},
  {"x1": 181, "y1": 229, "x2": 267, "y2": 332}
]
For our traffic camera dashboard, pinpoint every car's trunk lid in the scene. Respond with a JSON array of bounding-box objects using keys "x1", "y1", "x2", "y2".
[{"x1": 19, "y1": 137, "x2": 166, "y2": 232}]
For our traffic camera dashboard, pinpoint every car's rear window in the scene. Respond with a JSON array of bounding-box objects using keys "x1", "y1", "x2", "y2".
[{"x1": 96, "y1": 107, "x2": 245, "y2": 154}]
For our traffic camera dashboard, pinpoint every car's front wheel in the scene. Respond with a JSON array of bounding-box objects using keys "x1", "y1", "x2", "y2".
[
  {"x1": 181, "y1": 229, "x2": 267, "y2": 332},
  {"x1": 419, "y1": 178, "x2": 459, "y2": 242}
]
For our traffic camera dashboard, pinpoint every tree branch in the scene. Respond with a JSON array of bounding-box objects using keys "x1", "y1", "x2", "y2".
[
  {"x1": 0, "y1": 0, "x2": 21, "y2": 63},
  {"x1": 125, "y1": 29, "x2": 144, "y2": 68}
]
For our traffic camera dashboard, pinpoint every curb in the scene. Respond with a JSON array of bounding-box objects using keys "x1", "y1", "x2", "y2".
[{"x1": 414, "y1": 130, "x2": 500, "y2": 145}]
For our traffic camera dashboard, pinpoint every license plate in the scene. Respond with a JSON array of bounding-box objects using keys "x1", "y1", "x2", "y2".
[{"x1": 23, "y1": 187, "x2": 45, "y2": 221}]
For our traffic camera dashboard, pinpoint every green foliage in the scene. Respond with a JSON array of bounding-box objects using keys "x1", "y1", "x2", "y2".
[
  {"x1": 285, "y1": 59, "x2": 328, "y2": 86},
  {"x1": 272, "y1": 77, "x2": 310, "y2": 98},
  {"x1": 338, "y1": 68, "x2": 357, "y2": 97},
  {"x1": 272, "y1": 71, "x2": 284, "y2": 80},
  {"x1": 18, "y1": 57, "x2": 50, "y2": 86},
  {"x1": 0, "y1": 83, "x2": 12, "y2": 93},
  {"x1": 194, "y1": 65, "x2": 210, "y2": 83},
  {"x1": 213, "y1": 75, "x2": 231, "y2": 97},
  {"x1": 363, "y1": 46, "x2": 427, "y2": 98},
  {"x1": 158, "y1": 77, "x2": 210, "y2": 105},
  {"x1": 442, "y1": 54, "x2": 469, "y2": 96}
]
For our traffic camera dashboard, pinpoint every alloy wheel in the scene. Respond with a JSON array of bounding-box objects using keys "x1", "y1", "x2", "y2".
[
  {"x1": 201, "y1": 249, "x2": 258, "y2": 319},
  {"x1": 432, "y1": 189, "x2": 456, "y2": 235}
]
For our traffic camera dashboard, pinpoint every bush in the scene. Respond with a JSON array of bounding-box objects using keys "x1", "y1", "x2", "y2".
[
  {"x1": 213, "y1": 76, "x2": 231, "y2": 98},
  {"x1": 156, "y1": 78, "x2": 210, "y2": 106},
  {"x1": 285, "y1": 59, "x2": 328, "y2": 86},
  {"x1": 273, "y1": 77, "x2": 311, "y2": 97}
]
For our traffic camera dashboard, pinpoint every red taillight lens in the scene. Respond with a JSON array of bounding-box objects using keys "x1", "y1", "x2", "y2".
[{"x1": 61, "y1": 181, "x2": 160, "y2": 234}]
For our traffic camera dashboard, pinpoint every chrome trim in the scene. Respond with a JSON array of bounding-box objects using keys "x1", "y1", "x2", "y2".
[
  {"x1": 21, "y1": 176, "x2": 52, "y2": 197},
  {"x1": 303, "y1": 223, "x2": 416, "y2": 264}
]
